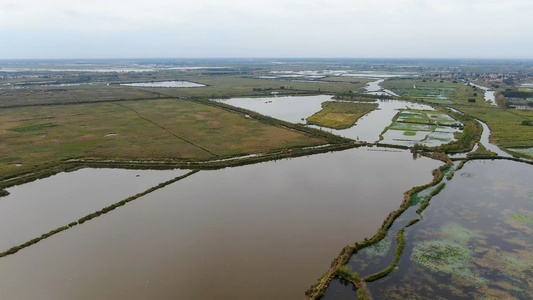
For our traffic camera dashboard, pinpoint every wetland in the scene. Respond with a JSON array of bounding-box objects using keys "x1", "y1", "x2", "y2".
[
  {"x1": 1, "y1": 58, "x2": 533, "y2": 300},
  {"x1": 0, "y1": 148, "x2": 440, "y2": 300}
]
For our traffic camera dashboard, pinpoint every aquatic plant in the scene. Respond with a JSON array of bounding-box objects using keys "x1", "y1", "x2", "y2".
[
  {"x1": 410, "y1": 193, "x2": 422, "y2": 206},
  {"x1": 361, "y1": 233, "x2": 392, "y2": 257},
  {"x1": 509, "y1": 212, "x2": 533, "y2": 224},
  {"x1": 406, "y1": 218, "x2": 420, "y2": 227},
  {"x1": 446, "y1": 171, "x2": 454, "y2": 181},
  {"x1": 441, "y1": 223, "x2": 481, "y2": 243},
  {"x1": 336, "y1": 265, "x2": 351, "y2": 278},
  {"x1": 416, "y1": 182, "x2": 446, "y2": 215},
  {"x1": 363, "y1": 229, "x2": 405, "y2": 282},
  {"x1": 411, "y1": 240, "x2": 486, "y2": 286}
]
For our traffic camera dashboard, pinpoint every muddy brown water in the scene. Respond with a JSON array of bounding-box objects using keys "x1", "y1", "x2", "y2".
[{"x1": 0, "y1": 148, "x2": 440, "y2": 300}]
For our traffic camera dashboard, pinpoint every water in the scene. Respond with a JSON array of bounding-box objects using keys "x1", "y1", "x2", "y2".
[
  {"x1": 310, "y1": 100, "x2": 434, "y2": 142},
  {"x1": 121, "y1": 81, "x2": 205, "y2": 88},
  {"x1": 363, "y1": 78, "x2": 399, "y2": 97},
  {"x1": 0, "y1": 147, "x2": 441, "y2": 300},
  {"x1": 0, "y1": 168, "x2": 189, "y2": 252},
  {"x1": 321, "y1": 278, "x2": 359, "y2": 300},
  {"x1": 448, "y1": 109, "x2": 511, "y2": 158},
  {"x1": 367, "y1": 160, "x2": 533, "y2": 299},
  {"x1": 219, "y1": 95, "x2": 330, "y2": 124},
  {"x1": 478, "y1": 120, "x2": 512, "y2": 157},
  {"x1": 221, "y1": 95, "x2": 434, "y2": 142},
  {"x1": 470, "y1": 83, "x2": 497, "y2": 106}
]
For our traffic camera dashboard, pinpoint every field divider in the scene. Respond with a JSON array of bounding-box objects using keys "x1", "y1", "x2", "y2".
[
  {"x1": 0, "y1": 170, "x2": 198, "y2": 258},
  {"x1": 114, "y1": 103, "x2": 218, "y2": 158}
]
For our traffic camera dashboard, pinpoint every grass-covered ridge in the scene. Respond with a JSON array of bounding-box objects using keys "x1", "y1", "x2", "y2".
[{"x1": 306, "y1": 101, "x2": 378, "y2": 129}]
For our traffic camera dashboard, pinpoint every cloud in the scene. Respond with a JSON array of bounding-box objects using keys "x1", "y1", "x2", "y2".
[{"x1": 0, "y1": 0, "x2": 532, "y2": 58}]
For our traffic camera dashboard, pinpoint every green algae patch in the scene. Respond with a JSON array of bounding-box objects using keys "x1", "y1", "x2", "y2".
[
  {"x1": 441, "y1": 223, "x2": 482, "y2": 243},
  {"x1": 412, "y1": 240, "x2": 471, "y2": 271},
  {"x1": 474, "y1": 247, "x2": 533, "y2": 299},
  {"x1": 509, "y1": 212, "x2": 533, "y2": 224},
  {"x1": 403, "y1": 131, "x2": 416, "y2": 136}
]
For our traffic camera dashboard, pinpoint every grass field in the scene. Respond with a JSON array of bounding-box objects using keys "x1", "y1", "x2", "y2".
[
  {"x1": 143, "y1": 75, "x2": 371, "y2": 99},
  {"x1": 0, "y1": 99, "x2": 327, "y2": 179},
  {"x1": 306, "y1": 101, "x2": 378, "y2": 129},
  {"x1": 381, "y1": 79, "x2": 484, "y2": 105},
  {"x1": 0, "y1": 85, "x2": 161, "y2": 107},
  {"x1": 451, "y1": 105, "x2": 533, "y2": 149}
]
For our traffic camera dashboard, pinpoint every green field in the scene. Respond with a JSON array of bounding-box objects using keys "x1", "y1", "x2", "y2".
[
  {"x1": 451, "y1": 105, "x2": 533, "y2": 149},
  {"x1": 306, "y1": 101, "x2": 378, "y2": 129},
  {"x1": 0, "y1": 99, "x2": 327, "y2": 180},
  {"x1": 381, "y1": 79, "x2": 484, "y2": 105}
]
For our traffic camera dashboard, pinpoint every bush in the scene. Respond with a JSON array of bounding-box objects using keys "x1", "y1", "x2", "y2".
[{"x1": 521, "y1": 120, "x2": 532, "y2": 126}]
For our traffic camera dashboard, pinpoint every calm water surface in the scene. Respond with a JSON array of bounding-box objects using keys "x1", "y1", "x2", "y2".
[
  {"x1": 221, "y1": 95, "x2": 434, "y2": 142},
  {"x1": 368, "y1": 160, "x2": 533, "y2": 299},
  {"x1": 121, "y1": 81, "x2": 205, "y2": 88},
  {"x1": 470, "y1": 83, "x2": 497, "y2": 106},
  {"x1": 0, "y1": 168, "x2": 188, "y2": 252},
  {"x1": 0, "y1": 148, "x2": 441, "y2": 300}
]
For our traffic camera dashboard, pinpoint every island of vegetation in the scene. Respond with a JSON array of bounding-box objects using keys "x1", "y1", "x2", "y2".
[{"x1": 306, "y1": 101, "x2": 379, "y2": 129}]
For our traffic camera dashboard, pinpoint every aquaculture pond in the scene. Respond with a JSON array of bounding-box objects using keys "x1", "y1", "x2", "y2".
[
  {"x1": 362, "y1": 160, "x2": 533, "y2": 299},
  {"x1": 380, "y1": 110, "x2": 462, "y2": 147},
  {"x1": 0, "y1": 147, "x2": 441, "y2": 300},
  {"x1": 220, "y1": 95, "x2": 434, "y2": 143},
  {"x1": 0, "y1": 168, "x2": 188, "y2": 253}
]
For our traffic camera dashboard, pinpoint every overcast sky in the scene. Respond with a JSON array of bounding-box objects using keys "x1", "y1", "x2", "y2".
[{"x1": 1, "y1": 0, "x2": 532, "y2": 59}]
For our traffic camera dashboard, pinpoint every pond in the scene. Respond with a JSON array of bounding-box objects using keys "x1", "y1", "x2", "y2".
[
  {"x1": 0, "y1": 147, "x2": 441, "y2": 300},
  {"x1": 121, "y1": 81, "x2": 206, "y2": 88},
  {"x1": 364, "y1": 160, "x2": 533, "y2": 299},
  {"x1": 0, "y1": 168, "x2": 188, "y2": 252}
]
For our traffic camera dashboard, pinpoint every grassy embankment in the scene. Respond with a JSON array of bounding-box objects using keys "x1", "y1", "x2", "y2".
[{"x1": 306, "y1": 101, "x2": 379, "y2": 129}]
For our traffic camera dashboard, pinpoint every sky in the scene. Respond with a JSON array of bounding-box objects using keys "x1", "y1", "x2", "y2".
[{"x1": 1, "y1": 0, "x2": 532, "y2": 59}]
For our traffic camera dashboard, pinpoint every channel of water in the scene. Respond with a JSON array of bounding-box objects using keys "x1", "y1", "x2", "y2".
[{"x1": 221, "y1": 95, "x2": 434, "y2": 143}]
